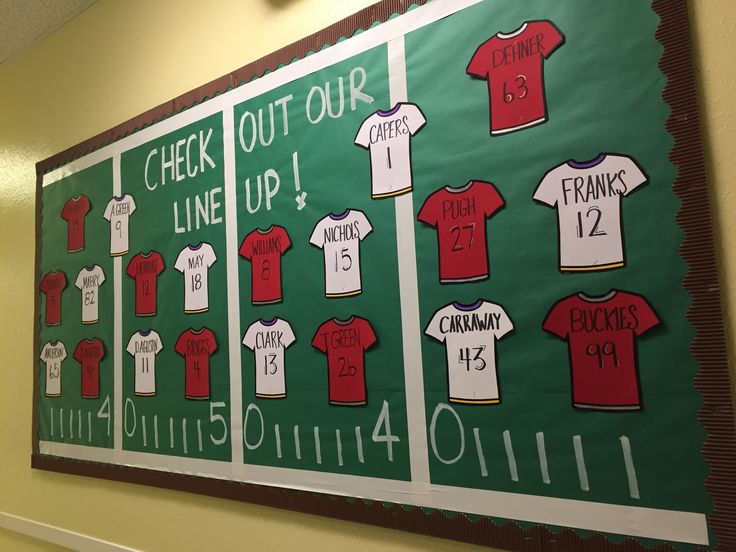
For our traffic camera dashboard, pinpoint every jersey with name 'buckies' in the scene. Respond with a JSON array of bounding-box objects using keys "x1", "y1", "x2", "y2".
[
  {"x1": 73, "y1": 338, "x2": 105, "y2": 399},
  {"x1": 126, "y1": 251, "x2": 165, "y2": 316},
  {"x1": 312, "y1": 316, "x2": 377, "y2": 406},
  {"x1": 467, "y1": 20, "x2": 564, "y2": 135},
  {"x1": 310, "y1": 210, "x2": 372, "y2": 298},
  {"x1": 103, "y1": 194, "x2": 137, "y2": 256},
  {"x1": 39, "y1": 270, "x2": 67, "y2": 326},
  {"x1": 242, "y1": 318, "x2": 296, "y2": 398},
  {"x1": 60, "y1": 195, "x2": 91, "y2": 252},
  {"x1": 418, "y1": 181, "x2": 505, "y2": 283},
  {"x1": 354, "y1": 103, "x2": 426, "y2": 198},
  {"x1": 175, "y1": 328, "x2": 218, "y2": 400},
  {"x1": 40, "y1": 340, "x2": 67, "y2": 397},
  {"x1": 239, "y1": 226, "x2": 291, "y2": 305},
  {"x1": 75, "y1": 265, "x2": 106, "y2": 324},
  {"x1": 533, "y1": 154, "x2": 648, "y2": 271},
  {"x1": 126, "y1": 330, "x2": 163, "y2": 396},
  {"x1": 174, "y1": 243, "x2": 217, "y2": 313},
  {"x1": 425, "y1": 300, "x2": 513, "y2": 404}
]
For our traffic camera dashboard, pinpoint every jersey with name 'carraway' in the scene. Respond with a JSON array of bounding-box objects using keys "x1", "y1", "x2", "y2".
[
  {"x1": 75, "y1": 265, "x2": 106, "y2": 324},
  {"x1": 40, "y1": 340, "x2": 66, "y2": 397},
  {"x1": 175, "y1": 327, "x2": 218, "y2": 400},
  {"x1": 126, "y1": 330, "x2": 163, "y2": 396},
  {"x1": 126, "y1": 251, "x2": 165, "y2": 316},
  {"x1": 239, "y1": 226, "x2": 291, "y2": 305},
  {"x1": 103, "y1": 194, "x2": 137, "y2": 256},
  {"x1": 243, "y1": 318, "x2": 296, "y2": 398},
  {"x1": 39, "y1": 270, "x2": 67, "y2": 326},
  {"x1": 73, "y1": 338, "x2": 105, "y2": 399},
  {"x1": 174, "y1": 243, "x2": 217, "y2": 313},
  {"x1": 60, "y1": 195, "x2": 91, "y2": 252}
]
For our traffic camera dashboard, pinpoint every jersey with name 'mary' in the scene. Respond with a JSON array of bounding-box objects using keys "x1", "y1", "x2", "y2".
[
  {"x1": 103, "y1": 194, "x2": 137, "y2": 256},
  {"x1": 75, "y1": 265, "x2": 106, "y2": 324},
  {"x1": 239, "y1": 225, "x2": 291, "y2": 305},
  {"x1": 242, "y1": 318, "x2": 296, "y2": 398}
]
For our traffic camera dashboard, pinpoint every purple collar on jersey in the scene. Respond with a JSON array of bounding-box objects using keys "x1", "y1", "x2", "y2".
[
  {"x1": 49, "y1": 339, "x2": 59, "y2": 346},
  {"x1": 567, "y1": 154, "x2": 607, "y2": 169},
  {"x1": 377, "y1": 104, "x2": 401, "y2": 117},
  {"x1": 84, "y1": 264, "x2": 96, "y2": 271},
  {"x1": 139, "y1": 329, "x2": 152, "y2": 336},
  {"x1": 260, "y1": 318, "x2": 278, "y2": 326},
  {"x1": 329, "y1": 209, "x2": 351, "y2": 221},
  {"x1": 453, "y1": 299, "x2": 483, "y2": 311},
  {"x1": 113, "y1": 194, "x2": 127, "y2": 201},
  {"x1": 189, "y1": 242, "x2": 204, "y2": 251}
]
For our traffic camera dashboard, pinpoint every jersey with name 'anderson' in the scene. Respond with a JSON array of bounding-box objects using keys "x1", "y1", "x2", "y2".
[{"x1": 40, "y1": 341, "x2": 67, "y2": 397}]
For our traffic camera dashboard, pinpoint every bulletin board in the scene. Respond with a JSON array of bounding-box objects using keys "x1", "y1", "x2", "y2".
[{"x1": 32, "y1": 0, "x2": 736, "y2": 550}]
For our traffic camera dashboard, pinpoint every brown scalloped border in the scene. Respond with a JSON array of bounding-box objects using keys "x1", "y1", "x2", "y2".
[{"x1": 33, "y1": 0, "x2": 735, "y2": 550}]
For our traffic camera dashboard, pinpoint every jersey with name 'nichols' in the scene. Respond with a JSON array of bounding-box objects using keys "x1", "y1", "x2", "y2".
[
  {"x1": 40, "y1": 340, "x2": 67, "y2": 397},
  {"x1": 174, "y1": 243, "x2": 217, "y2": 313},
  {"x1": 103, "y1": 194, "x2": 137, "y2": 256},
  {"x1": 243, "y1": 318, "x2": 296, "y2": 398},
  {"x1": 39, "y1": 270, "x2": 67, "y2": 326},
  {"x1": 73, "y1": 338, "x2": 105, "y2": 399},
  {"x1": 239, "y1": 225, "x2": 291, "y2": 305},
  {"x1": 75, "y1": 265, "x2": 106, "y2": 324},
  {"x1": 60, "y1": 195, "x2": 91, "y2": 252},
  {"x1": 126, "y1": 330, "x2": 163, "y2": 396},
  {"x1": 126, "y1": 251, "x2": 165, "y2": 316},
  {"x1": 425, "y1": 300, "x2": 513, "y2": 404}
]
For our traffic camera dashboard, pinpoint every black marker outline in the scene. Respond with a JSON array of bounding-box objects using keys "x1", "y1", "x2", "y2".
[
  {"x1": 126, "y1": 250, "x2": 165, "y2": 317},
  {"x1": 242, "y1": 317, "x2": 297, "y2": 400},
  {"x1": 238, "y1": 225, "x2": 291, "y2": 306},
  {"x1": 39, "y1": 269, "x2": 67, "y2": 327},
  {"x1": 175, "y1": 326, "x2": 218, "y2": 402},
  {"x1": 73, "y1": 337, "x2": 105, "y2": 400},
  {"x1": 60, "y1": 193, "x2": 91, "y2": 253},
  {"x1": 126, "y1": 328, "x2": 163, "y2": 398},
  {"x1": 174, "y1": 241, "x2": 217, "y2": 315}
]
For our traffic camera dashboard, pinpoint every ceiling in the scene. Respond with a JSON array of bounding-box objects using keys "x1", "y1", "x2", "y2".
[{"x1": 0, "y1": 0, "x2": 97, "y2": 66}]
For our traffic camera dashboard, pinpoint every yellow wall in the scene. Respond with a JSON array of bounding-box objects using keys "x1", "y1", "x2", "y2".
[{"x1": 0, "y1": 1, "x2": 732, "y2": 550}]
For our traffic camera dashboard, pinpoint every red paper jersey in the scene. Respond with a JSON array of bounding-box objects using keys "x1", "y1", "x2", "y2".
[
  {"x1": 417, "y1": 181, "x2": 504, "y2": 283},
  {"x1": 311, "y1": 316, "x2": 377, "y2": 406},
  {"x1": 126, "y1": 251, "x2": 165, "y2": 316},
  {"x1": 543, "y1": 290, "x2": 660, "y2": 411},
  {"x1": 175, "y1": 328, "x2": 218, "y2": 400},
  {"x1": 239, "y1": 225, "x2": 291, "y2": 305},
  {"x1": 39, "y1": 270, "x2": 67, "y2": 326},
  {"x1": 60, "y1": 195, "x2": 91, "y2": 252},
  {"x1": 73, "y1": 338, "x2": 105, "y2": 399},
  {"x1": 467, "y1": 20, "x2": 564, "y2": 135}
]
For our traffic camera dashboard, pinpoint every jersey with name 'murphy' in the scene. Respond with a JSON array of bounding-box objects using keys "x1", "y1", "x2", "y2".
[
  {"x1": 75, "y1": 264, "x2": 106, "y2": 324},
  {"x1": 467, "y1": 20, "x2": 564, "y2": 135},
  {"x1": 39, "y1": 270, "x2": 67, "y2": 326},
  {"x1": 174, "y1": 243, "x2": 217, "y2": 313},
  {"x1": 543, "y1": 290, "x2": 660, "y2": 410},
  {"x1": 126, "y1": 251, "x2": 165, "y2": 316},
  {"x1": 239, "y1": 225, "x2": 291, "y2": 305},
  {"x1": 312, "y1": 316, "x2": 377, "y2": 406},
  {"x1": 418, "y1": 181, "x2": 504, "y2": 283},
  {"x1": 103, "y1": 194, "x2": 136, "y2": 256},
  {"x1": 73, "y1": 338, "x2": 105, "y2": 399},
  {"x1": 60, "y1": 194, "x2": 91, "y2": 252},
  {"x1": 533, "y1": 154, "x2": 648, "y2": 271},
  {"x1": 126, "y1": 330, "x2": 163, "y2": 396},
  {"x1": 425, "y1": 300, "x2": 513, "y2": 404},
  {"x1": 40, "y1": 340, "x2": 67, "y2": 398},
  {"x1": 242, "y1": 318, "x2": 296, "y2": 398},
  {"x1": 175, "y1": 327, "x2": 218, "y2": 400}
]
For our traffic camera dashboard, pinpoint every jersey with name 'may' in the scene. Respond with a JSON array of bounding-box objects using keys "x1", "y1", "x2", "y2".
[{"x1": 175, "y1": 243, "x2": 217, "y2": 313}]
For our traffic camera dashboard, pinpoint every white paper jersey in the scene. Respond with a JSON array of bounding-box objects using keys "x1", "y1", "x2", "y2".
[
  {"x1": 309, "y1": 210, "x2": 373, "y2": 297},
  {"x1": 425, "y1": 300, "x2": 513, "y2": 404},
  {"x1": 242, "y1": 318, "x2": 296, "y2": 398},
  {"x1": 75, "y1": 265, "x2": 106, "y2": 324},
  {"x1": 40, "y1": 340, "x2": 66, "y2": 397},
  {"x1": 533, "y1": 154, "x2": 648, "y2": 271},
  {"x1": 174, "y1": 243, "x2": 217, "y2": 313},
  {"x1": 126, "y1": 330, "x2": 163, "y2": 396},
  {"x1": 103, "y1": 194, "x2": 136, "y2": 256},
  {"x1": 354, "y1": 103, "x2": 426, "y2": 199}
]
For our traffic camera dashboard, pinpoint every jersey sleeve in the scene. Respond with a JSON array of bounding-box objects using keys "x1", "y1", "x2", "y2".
[
  {"x1": 205, "y1": 244, "x2": 217, "y2": 268},
  {"x1": 174, "y1": 332, "x2": 186, "y2": 357},
  {"x1": 632, "y1": 294, "x2": 660, "y2": 336},
  {"x1": 125, "y1": 257, "x2": 137, "y2": 279},
  {"x1": 242, "y1": 322, "x2": 258, "y2": 350},
  {"x1": 97, "y1": 340, "x2": 106, "y2": 362},
  {"x1": 619, "y1": 156, "x2": 649, "y2": 196},
  {"x1": 354, "y1": 116, "x2": 372, "y2": 149},
  {"x1": 174, "y1": 249, "x2": 187, "y2": 273},
  {"x1": 60, "y1": 201, "x2": 70, "y2": 221},
  {"x1": 39, "y1": 273, "x2": 49, "y2": 294},
  {"x1": 417, "y1": 193, "x2": 439, "y2": 227},
  {"x1": 72, "y1": 342, "x2": 82, "y2": 363},
  {"x1": 405, "y1": 103, "x2": 427, "y2": 136},
  {"x1": 309, "y1": 219, "x2": 325, "y2": 249},
  {"x1": 542, "y1": 298, "x2": 570, "y2": 339},
  {"x1": 360, "y1": 319, "x2": 378, "y2": 350},
  {"x1": 466, "y1": 39, "x2": 491, "y2": 78},
  {"x1": 282, "y1": 321, "x2": 296, "y2": 349},
  {"x1": 60, "y1": 272, "x2": 67, "y2": 289},
  {"x1": 493, "y1": 305, "x2": 514, "y2": 340},
  {"x1": 239, "y1": 233, "x2": 253, "y2": 260},
  {"x1": 39, "y1": 343, "x2": 48, "y2": 362},
  {"x1": 538, "y1": 20, "x2": 565, "y2": 58},
  {"x1": 311, "y1": 323, "x2": 328, "y2": 353},
  {"x1": 355, "y1": 211, "x2": 373, "y2": 241},
  {"x1": 155, "y1": 252, "x2": 165, "y2": 275},
  {"x1": 59, "y1": 342, "x2": 67, "y2": 362},
  {"x1": 128, "y1": 196, "x2": 137, "y2": 216},
  {"x1": 96, "y1": 266, "x2": 106, "y2": 287},
  {"x1": 102, "y1": 199, "x2": 113, "y2": 222},
  {"x1": 81, "y1": 195, "x2": 91, "y2": 216},
  {"x1": 280, "y1": 227, "x2": 292, "y2": 253},
  {"x1": 125, "y1": 335, "x2": 136, "y2": 356},
  {"x1": 154, "y1": 332, "x2": 163, "y2": 355},
  {"x1": 74, "y1": 270, "x2": 84, "y2": 290},
  {"x1": 208, "y1": 329, "x2": 218, "y2": 355},
  {"x1": 533, "y1": 167, "x2": 559, "y2": 207},
  {"x1": 479, "y1": 182, "x2": 505, "y2": 217},
  {"x1": 424, "y1": 309, "x2": 447, "y2": 343}
]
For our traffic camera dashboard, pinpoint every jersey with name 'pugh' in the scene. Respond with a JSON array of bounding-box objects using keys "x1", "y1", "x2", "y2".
[
  {"x1": 174, "y1": 243, "x2": 217, "y2": 313},
  {"x1": 467, "y1": 20, "x2": 564, "y2": 135},
  {"x1": 425, "y1": 300, "x2": 513, "y2": 404},
  {"x1": 543, "y1": 290, "x2": 659, "y2": 411},
  {"x1": 312, "y1": 316, "x2": 377, "y2": 406},
  {"x1": 126, "y1": 330, "x2": 163, "y2": 396},
  {"x1": 417, "y1": 181, "x2": 504, "y2": 283},
  {"x1": 126, "y1": 251, "x2": 165, "y2": 316},
  {"x1": 103, "y1": 194, "x2": 136, "y2": 256},
  {"x1": 39, "y1": 270, "x2": 67, "y2": 326},
  {"x1": 40, "y1": 340, "x2": 66, "y2": 397},
  {"x1": 354, "y1": 103, "x2": 426, "y2": 199},
  {"x1": 242, "y1": 318, "x2": 296, "y2": 398},
  {"x1": 309, "y1": 210, "x2": 373, "y2": 298},
  {"x1": 73, "y1": 338, "x2": 105, "y2": 399},
  {"x1": 239, "y1": 225, "x2": 291, "y2": 305},
  {"x1": 533, "y1": 154, "x2": 648, "y2": 271},
  {"x1": 75, "y1": 265, "x2": 106, "y2": 324},
  {"x1": 60, "y1": 195, "x2": 91, "y2": 252},
  {"x1": 175, "y1": 327, "x2": 218, "y2": 400}
]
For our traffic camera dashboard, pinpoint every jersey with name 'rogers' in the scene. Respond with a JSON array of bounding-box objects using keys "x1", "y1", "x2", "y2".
[
  {"x1": 39, "y1": 270, "x2": 67, "y2": 326},
  {"x1": 354, "y1": 103, "x2": 426, "y2": 198},
  {"x1": 239, "y1": 225, "x2": 291, "y2": 305},
  {"x1": 543, "y1": 290, "x2": 659, "y2": 410},
  {"x1": 175, "y1": 327, "x2": 218, "y2": 400},
  {"x1": 467, "y1": 20, "x2": 564, "y2": 135},
  {"x1": 425, "y1": 300, "x2": 513, "y2": 404},
  {"x1": 126, "y1": 251, "x2": 165, "y2": 316},
  {"x1": 309, "y1": 210, "x2": 373, "y2": 298},
  {"x1": 126, "y1": 330, "x2": 163, "y2": 396},
  {"x1": 60, "y1": 195, "x2": 91, "y2": 252},
  {"x1": 243, "y1": 318, "x2": 296, "y2": 398},
  {"x1": 533, "y1": 154, "x2": 648, "y2": 271},
  {"x1": 73, "y1": 338, "x2": 105, "y2": 399},
  {"x1": 103, "y1": 194, "x2": 137, "y2": 256},
  {"x1": 75, "y1": 265, "x2": 106, "y2": 324},
  {"x1": 312, "y1": 316, "x2": 377, "y2": 406},
  {"x1": 174, "y1": 243, "x2": 217, "y2": 313},
  {"x1": 418, "y1": 181, "x2": 504, "y2": 283},
  {"x1": 40, "y1": 340, "x2": 67, "y2": 397}
]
